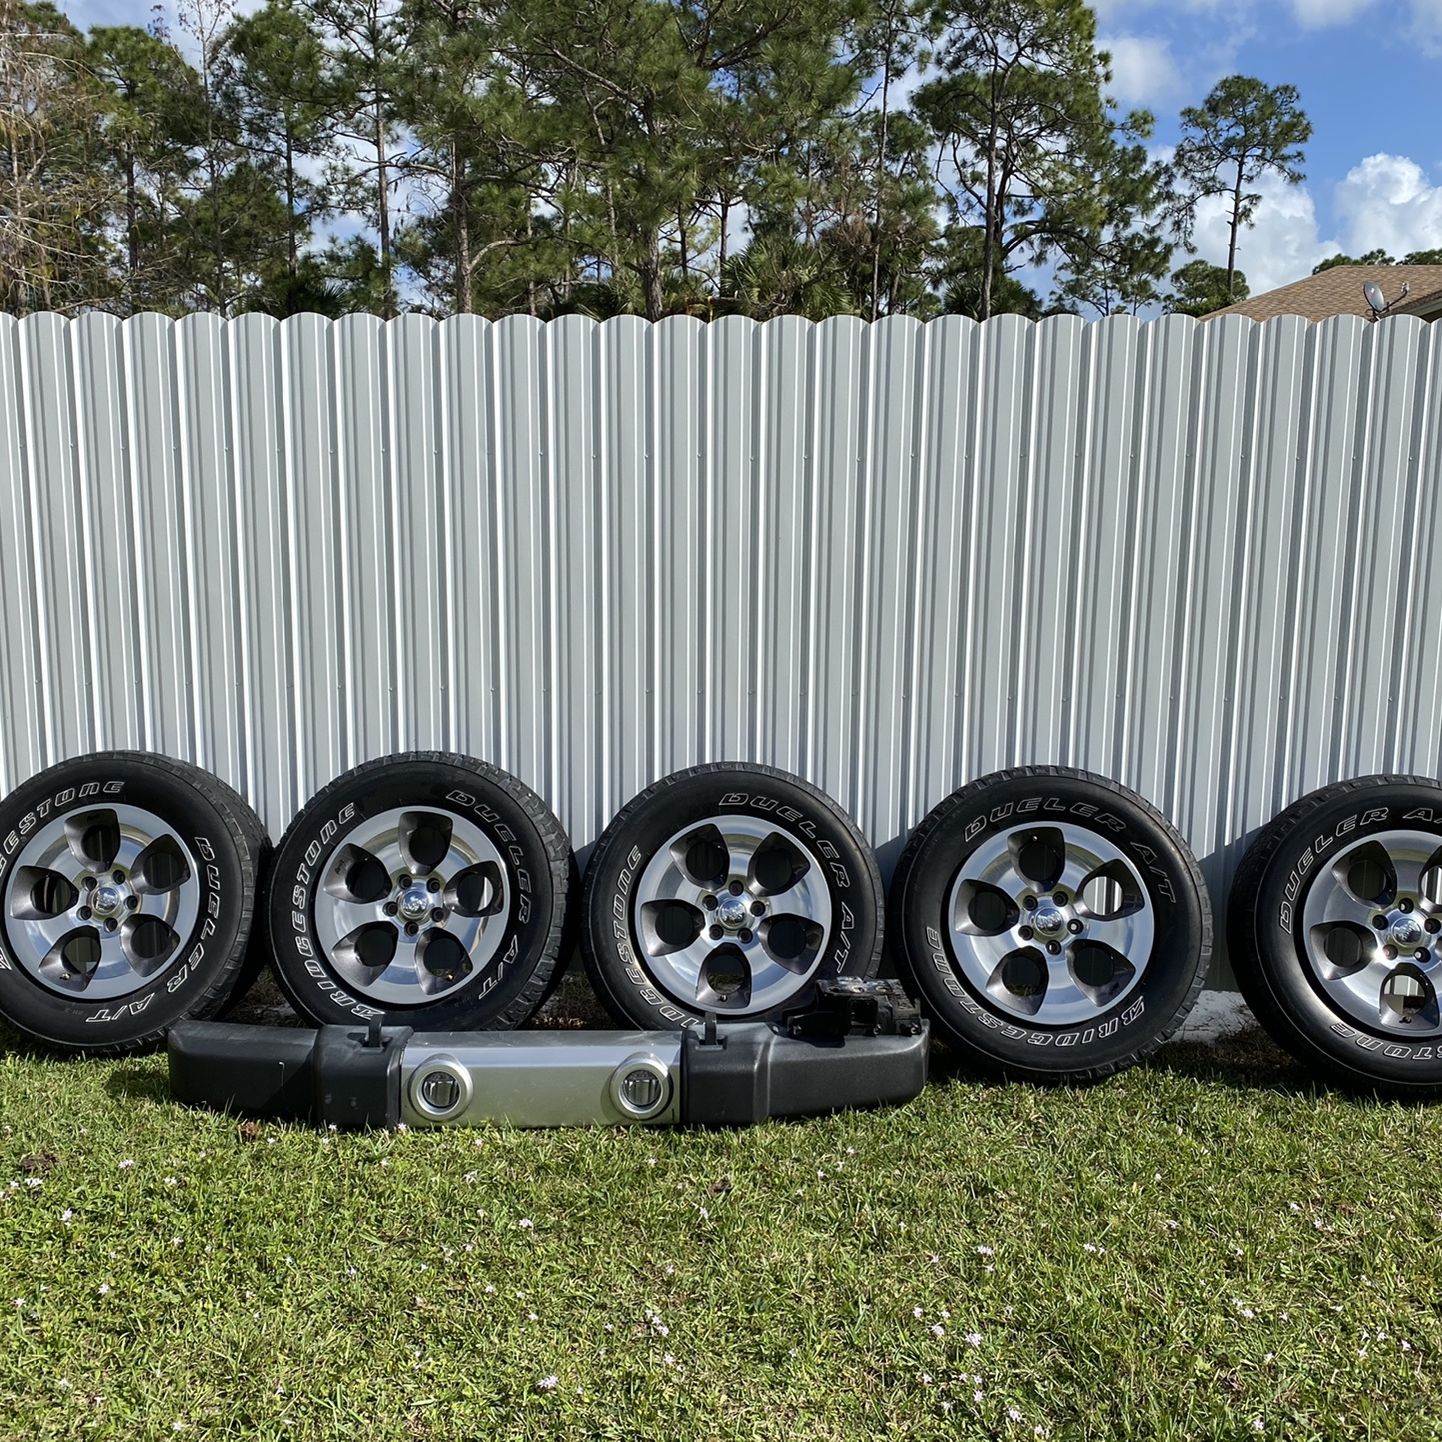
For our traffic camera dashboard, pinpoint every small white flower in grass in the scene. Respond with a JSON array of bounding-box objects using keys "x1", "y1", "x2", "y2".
[
  {"x1": 97, "y1": 1284, "x2": 110, "y2": 1296},
  {"x1": 930, "y1": 1324, "x2": 945, "y2": 1339},
  {"x1": 1263, "y1": 1353, "x2": 1274, "y2": 1364},
  {"x1": 61, "y1": 1209, "x2": 74, "y2": 1222},
  {"x1": 663, "y1": 1353, "x2": 675, "y2": 1366},
  {"x1": 966, "y1": 1332, "x2": 983, "y2": 1348},
  {"x1": 1251, "y1": 1421, "x2": 1263, "y2": 1434},
  {"x1": 920, "y1": 1373, "x2": 932, "y2": 1385},
  {"x1": 940, "y1": 1400, "x2": 952, "y2": 1414},
  {"x1": 1008, "y1": 1407, "x2": 1023, "y2": 1422},
  {"x1": 518, "y1": 1218, "x2": 534, "y2": 1229},
  {"x1": 928, "y1": 1253, "x2": 940, "y2": 1265},
  {"x1": 57, "y1": 1380, "x2": 70, "y2": 1390},
  {"x1": 118, "y1": 1160, "x2": 134, "y2": 1170},
  {"x1": 974, "y1": 1389, "x2": 984, "y2": 1403},
  {"x1": 1288, "y1": 1202, "x2": 1300, "y2": 1212},
  {"x1": 1083, "y1": 1243, "x2": 1097, "y2": 1254},
  {"x1": 1163, "y1": 1219, "x2": 1179, "y2": 1231},
  {"x1": 846, "y1": 1147, "x2": 856, "y2": 1156},
  {"x1": 396, "y1": 1123, "x2": 408, "y2": 1133},
  {"x1": 165, "y1": 1177, "x2": 178, "y2": 1187},
  {"x1": 172, "y1": 1422, "x2": 185, "y2": 1432},
  {"x1": 977, "y1": 1244, "x2": 994, "y2": 1256},
  {"x1": 647, "y1": 1157, "x2": 657, "y2": 1167},
  {"x1": 940, "y1": 1309, "x2": 950, "y2": 1321},
  {"x1": 483, "y1": 1282, "x2": 494, "y2": 1293},
  {"x1": 527, "y1": 1311, "x2": 539, "y2": 1321},
  {"x1": 11, "y1": 1298, "x2": 22, "y2": 1308},
  {"x1": 536, "y1": 1375, "x2": 558, "y2": 1392},
  {"x1": 25, "y1": 1177, "x2": 41, "y2": 1190},
  {"x1": 913, "y1": 1307, "x2": 924, "y2": 1320},
  {"x1": 1402, "y1": 1340, "x2": 1413, "y2": 1352}
]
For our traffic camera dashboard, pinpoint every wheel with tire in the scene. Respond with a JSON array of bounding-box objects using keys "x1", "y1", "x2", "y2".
[
  {"x1": 1229, "y1": 774, "x2": 1442, "y2": 1095},
  {"x1": 265, "y1": 753, "x2": 575, "y2": 1030},
  {"x1": 891, "y1": 766, "x2": 1211, "y2": 1083},
  {"x1": 581, "y1": 763, "x2": 883, "y2": 1028},
  {"x1": 0, "y1": 751, "x2": 267, "y2": 1054}
]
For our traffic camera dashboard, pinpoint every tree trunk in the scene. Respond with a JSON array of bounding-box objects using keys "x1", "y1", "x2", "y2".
[
  {"x1": 717, "y1": 194, "x2": 731, "y2": 296},
  {"x1": 453, "y1": 139, "x2": 471, "y2": 314},
  {"x1": 285, "y1": 130, "x2": 297, "y2": 276},
  {"x1": 126, "y1": 151, "x2": 139, "y2": 278},
  {"x1": 1226, "y1": 158, "x2": 1243, "y2": 298},
  {"x1": 870, "y1": 26, "x2": 894, "y2": 324},
  {"x1": 639, "y1": 235, "x2": 664, "y2": 322},
  {"x1": 980, "y1": 63, "x2": 1000, "y2": 321}
]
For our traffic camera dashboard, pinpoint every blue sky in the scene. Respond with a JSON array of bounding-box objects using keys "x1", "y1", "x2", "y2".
[
  {"x1": 1096, "y1": 0, "x2": 1442, "y2": 291},
  {"x1": 64, "y1": 0, "x2": 1442, "y2": 299}
]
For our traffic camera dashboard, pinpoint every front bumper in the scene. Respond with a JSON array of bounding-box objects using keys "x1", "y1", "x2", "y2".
[{"x1": 167, "y1": 982, "x2": 930, "y2": 1129}]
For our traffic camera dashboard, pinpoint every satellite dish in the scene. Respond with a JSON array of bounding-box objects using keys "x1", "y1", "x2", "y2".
[{"x1": 1364, "y1": 281, "x2": 1388, "y2": 317}]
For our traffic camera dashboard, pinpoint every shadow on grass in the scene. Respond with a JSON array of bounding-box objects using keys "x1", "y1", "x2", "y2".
[{"x1": 103, "y1": 1063, "x2": 170, "y2": 1106}]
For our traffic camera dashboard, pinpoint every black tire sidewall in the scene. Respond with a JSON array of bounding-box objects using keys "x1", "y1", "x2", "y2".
[
  {"x1": 894, "y1": 769, "x2": 1208, "y2": 1077},
  {"x1": 267, "y1": 755, "x2": 568, "y2": 1029},
  {"x1": 1234, "y1": 779, "x2": 1442, "y2": 1090},
  {"x1": 0, "y1": 753, "x2": 252, "y2": 1051},
  {"x1": 582, "y1": 765, "x2": 883, "y2": 1028}
]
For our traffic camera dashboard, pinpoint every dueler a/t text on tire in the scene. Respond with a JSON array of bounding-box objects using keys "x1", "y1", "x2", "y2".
[
  {"x1": 891, "y1": 766, "x2": 1210, "y2": 1083},
  {"x1": 1229, "y1": 774, "x2": 1442, "y2": 1096},
  {"x1": 0, "y1": 751, "x2": 267, "y2": 1054},
  {"x1": 581, "y1": 763, "x2": 884, "y2": 1029},
  {"x1": 266, "y1": 752, "x2": 575, "y2": 1030}
]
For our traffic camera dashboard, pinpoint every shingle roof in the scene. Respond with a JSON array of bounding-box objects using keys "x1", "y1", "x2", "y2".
[{"x1": 1206, "y1": 264, "x2": 1442, "y2": 322}]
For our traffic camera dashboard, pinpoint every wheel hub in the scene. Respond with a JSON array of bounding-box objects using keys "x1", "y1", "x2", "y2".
[
  {"x1": 1390, "y1": 915, "x2": 1424, "y2": 950},
  {"x1": 398, "y1": 885, "x2": 432, "y2": 922},
  {"x1": 91, "y1": 884, "x2": 124, "y2": 917},
  {"x1": 716, "y1": 894, "x2": 749, "y2": 930},
  {"x1": 1031, "y1": 905, "x2": 1066, "y2": 938}
]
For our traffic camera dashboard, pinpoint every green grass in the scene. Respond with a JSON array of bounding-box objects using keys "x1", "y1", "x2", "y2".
[{"x1": 1, "y1": 1027, "x2": 1440, "y2": 1442}]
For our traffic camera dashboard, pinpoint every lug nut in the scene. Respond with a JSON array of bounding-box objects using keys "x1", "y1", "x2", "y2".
[
  {"x1": 1417, "y1": 949, "x2": 1431, "y2": 963},
  {"x1": 404, "y1": 921, "x2": 419, "y2": 937},
  {"x1": 709, "y1": 924, "x2": 724, "y2": 941},
  {"x1": 750, "y1": 900, "x2": 765, "y2": 916},
  {"x1": 1384, "y1": 945, "x2": 1398, "y2": 960},
  {"x1": 125, "y1": 896, "x2": 139, "y2": 910},
  {"x1": 105, "y1": 918, "x2": 117, "y2": 933},
  {"x1": 1375, "y1": 914, "x2": 1390, "y2": 929},
  {"x1": 1068, "y1": 919, "x2": 1083, "y2": 934},
  {"x1": 383, "y1": 901, "x2": 398, "y2": 917},
  {"x1": 431, "y1": 907, "x2": 445, "y2": 923},
  {"x1": 112, "y1": 869, "x2": 125, "y2": 884},
  {"x1": 396, "y1": 873, "x2": 411, "y2": 889},
  {"x1": 739, "y1": 928, "x2": 753, "y2": 943},
  {"x1": 702, "y1": 894, "x2": 717, "y2": 910},
  {"x1": 427, "y1": 877, "x2": 441, "y2": 893},
  {"x1": 1023, "y1": 895, "x2": 1037, "y2": 910},
  {"x1": 1401, "y1": 898, "x2": 1415, "y2": 913},
  {"x1": 728, "y1": 880, "x2": 744, "y2": 897},
  {"x1": 1019, "y1": 925, "x2": 1034, "y2": 941},
  {"x1": 1427, "y1": 919, "x2": 1441, "y2": 935},
  {"x1": 78, "y1": 906, "x2": 92, "y2": 921},
  {"x1": 1047, "y1": 941, "x2": 1062, "y2": 955},
  {"x1": 81, "y1": 875, "x2": 95, "y2": 891},
  {"x1": 1052, "y1": 891, "x2": 1067, "y2": 905}
]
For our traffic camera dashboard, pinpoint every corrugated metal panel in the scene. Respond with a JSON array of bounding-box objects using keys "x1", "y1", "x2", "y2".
[{"x1": 2, "y1": 311, "x2": 1439, "y2": 980}]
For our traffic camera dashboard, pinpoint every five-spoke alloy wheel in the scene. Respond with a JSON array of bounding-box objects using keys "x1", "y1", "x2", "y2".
[
  {"x1": 265, "y1": 753, "x2": 576, "y2": 1030},
  {"x1": 0, "y1": 752, "x2": 268, "y2": 1054},
  {"x1": 1230, "y1": 774, "x2": 1442, "y2": 1095},
  {"x1": 581, "y1": 763, "x2": 883, "y2": 1028},
  {"x1": 891, "y1": 767, "x2": 1211, "y2": 1082}
]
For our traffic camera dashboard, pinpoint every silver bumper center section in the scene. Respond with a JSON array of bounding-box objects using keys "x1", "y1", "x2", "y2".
[{"x1": 167, "y1": 980, "x2": 928, "y2": 1129}]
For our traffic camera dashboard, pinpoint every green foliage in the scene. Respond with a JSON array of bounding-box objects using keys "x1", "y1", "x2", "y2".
[
  {"x1": 1173, "y1": 75, "x2": 1312, "y2": 300},
  {"x1": 1167, "y1": 258, "x2": 1248, "y2": 317},
  {"x1": 0, "y1": 0, "x2": 1321, "y2": 322},
  {"x1": 1314, "y1": 249, "x2": 1442, "y2": 273}
]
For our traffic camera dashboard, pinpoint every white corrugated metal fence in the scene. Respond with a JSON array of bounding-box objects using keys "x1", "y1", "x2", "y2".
[{"x1": 2, "y1": 310, "x2": 1439, "y2": 978}]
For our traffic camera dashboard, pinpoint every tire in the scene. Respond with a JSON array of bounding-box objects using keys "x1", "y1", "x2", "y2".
[
  {"x1": 891, "y1": 766, "x2": 1211, "y2": 1083},
  {"x1": 265, "y1": 752, "x2": 576, "y2": 1030},
  {"x1": 0, "y1": 751, "x2": 267, "y2": 1055},
  {"x1": 1229, "y1": 774, "x2": 1442, "y2": 1096},
  {"x1": 581, "y1": 762, "x2": 883, "y2": 1029}
]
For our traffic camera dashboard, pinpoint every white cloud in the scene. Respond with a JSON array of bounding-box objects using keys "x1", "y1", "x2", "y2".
[
  {"x1": 1334, "y1": 153, "x2": 1442, "y2": 257},
  {"x1": 1410, "y1": 0, "x2": 1442, "y2": 54},
  {"x1": 1189, "y1": 172, "x2": 1340, "y2": 292},
  {"x1": 1289, "y1": 0, "x2": 1377, "y2": 26},
  {"x1": 1100, "y1": 34, "x2": 1185, "y2": 106}
]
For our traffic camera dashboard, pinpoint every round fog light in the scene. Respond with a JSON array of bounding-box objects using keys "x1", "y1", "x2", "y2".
[
  {"x1": 409, "y1": 1056, "x2": 472, "y2": 1121},
  {"x1": 609, "y1": 1054, "x2": 672, "y2": 1121}
]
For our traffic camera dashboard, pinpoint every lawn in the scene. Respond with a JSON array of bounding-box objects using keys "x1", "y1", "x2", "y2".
[{"x1": 1, "y1": 1003, "x2": 1439, "y2": 1442}]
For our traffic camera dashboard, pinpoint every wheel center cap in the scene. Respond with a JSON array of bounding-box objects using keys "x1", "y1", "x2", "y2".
[
  {"x1": 717, "y1": 895, "x2": 748, "y2": 929},
  {"x1": 1392, "y1": 916, "x2": 1424, "y2": 948},
  {"x1": 398, "y1": 886, "x2": 431, "y2": 920},
  {"x1": 1032, "y1": 907, "x2": 1066, "y2": 938},
  {"x1": 92, "y1": 885, "x2": 122, "y2": 916}
]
